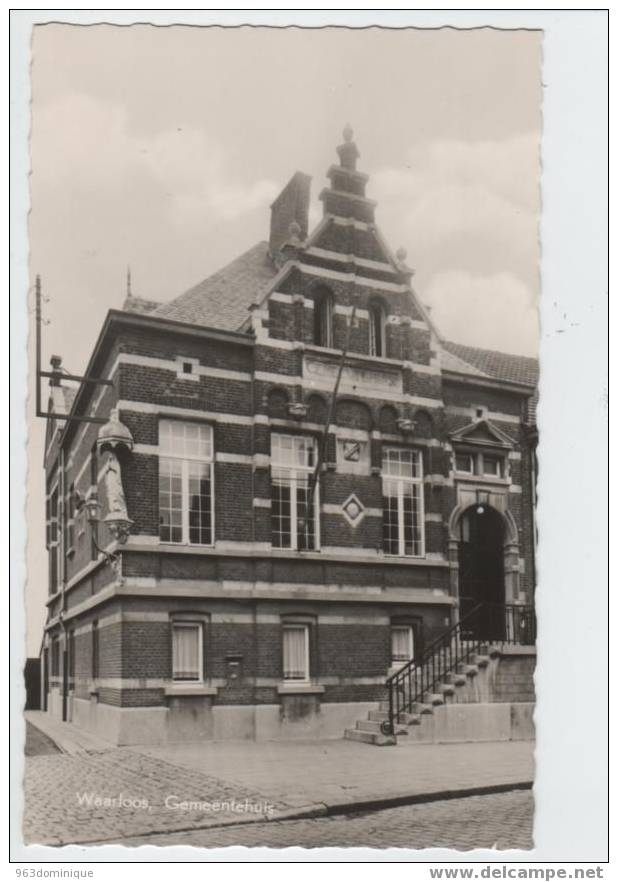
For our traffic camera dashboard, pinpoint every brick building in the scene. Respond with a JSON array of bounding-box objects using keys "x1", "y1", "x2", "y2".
[{"x1": 40, "y1": 128, "x2": 538, "y2": 744}]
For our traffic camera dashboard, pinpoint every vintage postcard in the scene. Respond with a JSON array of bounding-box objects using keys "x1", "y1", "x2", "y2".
[{"x1": 11, "y1": 11, "x2": 608, "y2": 865}]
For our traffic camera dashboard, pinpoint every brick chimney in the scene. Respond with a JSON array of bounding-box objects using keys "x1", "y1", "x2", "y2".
[{"x1": 269, "y1": 171, "x2": 311, "y2": 256}]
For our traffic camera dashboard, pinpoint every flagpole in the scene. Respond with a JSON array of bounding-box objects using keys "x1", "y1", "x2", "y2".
[{"x1": 304, "y1": 292, "x2": 358, "y2": 536}]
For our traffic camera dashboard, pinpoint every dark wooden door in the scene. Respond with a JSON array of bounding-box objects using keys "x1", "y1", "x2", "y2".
[{"x1": 458, "y1": 506, "x2": 505, "y2": 639}]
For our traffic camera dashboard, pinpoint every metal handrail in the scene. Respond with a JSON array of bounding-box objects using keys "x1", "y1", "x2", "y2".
[{"x1": 381, "y1": 601, "x2": 536, "y2": 736}]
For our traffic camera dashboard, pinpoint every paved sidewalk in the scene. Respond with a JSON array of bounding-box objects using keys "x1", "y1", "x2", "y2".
[
  {"x1": 137, "y1": 738, "x2": 534, "y2": 811},
  {"x1": 24, "y1": 711, "x2": 114, "y2": 755},
  {"x1": 23, "y1": 712, "x2": 534, "y2": 847}
]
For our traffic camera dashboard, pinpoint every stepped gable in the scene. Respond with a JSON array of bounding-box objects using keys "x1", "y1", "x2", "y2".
[
  {"x1": 307, "y1": 125, "x2": 408, "y2": 275},
  {"x1": 153, "y1": 241, "x2": 277, "y2": 331}
]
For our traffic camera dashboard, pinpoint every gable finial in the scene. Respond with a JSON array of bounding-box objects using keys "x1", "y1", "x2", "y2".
[{"x1": 337, "y1": 124, "x2": 360, "y2": 171}]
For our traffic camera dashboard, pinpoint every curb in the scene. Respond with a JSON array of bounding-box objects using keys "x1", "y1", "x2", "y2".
[
  {"x1": 322, "y1": 780, "x2": 534, "y2": 817},
  {"x1": 69, "y1": 781, "x2": 533, "y2": 848}
]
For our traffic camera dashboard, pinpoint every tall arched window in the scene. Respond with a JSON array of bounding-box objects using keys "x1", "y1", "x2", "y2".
[
  {"x1": 368, "y1": 301, "x2": 386, "y2": 358},
  {"x1": 313, "y1": 286, "x2": 333, "y2": 348}
]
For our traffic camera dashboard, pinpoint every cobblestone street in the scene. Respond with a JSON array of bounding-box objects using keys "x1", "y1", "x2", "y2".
[
  {"x1": 23, "y1": 748, "x2": 287, "y2": 846},
  {"x1": 114, "y1": 791, "x2": 535, "y2": 851}
]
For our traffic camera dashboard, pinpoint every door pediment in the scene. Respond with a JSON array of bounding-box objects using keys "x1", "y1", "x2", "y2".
[{"x1": 450, "y1": 418, "x2": 514, "y2": 449}]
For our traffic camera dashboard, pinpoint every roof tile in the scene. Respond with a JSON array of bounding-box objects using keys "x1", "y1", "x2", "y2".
[{"x1": 154, "y1": 241, "x2": 276, "y2": 331}]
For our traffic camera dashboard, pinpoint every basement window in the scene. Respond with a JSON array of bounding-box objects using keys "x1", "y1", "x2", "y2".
[
  {"x1": 282, "y1": 624, "x2": 310, "y2": 682},
  {"x1": 391, "y1": 625, "x2": 414, "y2": 668},
  {"x1": 172, "y1": 621, "x2": 203, "y2": 682}
]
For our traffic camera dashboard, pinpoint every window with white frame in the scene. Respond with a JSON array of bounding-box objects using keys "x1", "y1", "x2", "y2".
[
  {"x1": 172, "y1": 621, "x2": 203, "y2": 682},
  {"x1": 455, "y1": 452, "x2": 474, "y2": 474},
  {"x1": 282, "y1": 623, "x2": 310, "y2": 681},
  {"x1": 454, "y1": 450, "x2": 505, "y2": 478},
  {"x1": 271, "y1": 433, "x2": 318, "y2": 551},
  {"x1": 482, "y1": 454, "x2": 502, "y2": 477},
  {"x1": 159, "y1": 420, "x2": 214, "y2": 545},
  {"x1": 382, "y1": 447, "x2": 424, "y2": 557},
  {"x1": 47, "y1": 486, "x2": 60, "y2": 595},
  {"x1": 391, "y1": 625, "x2": 414, "y2": 668}
]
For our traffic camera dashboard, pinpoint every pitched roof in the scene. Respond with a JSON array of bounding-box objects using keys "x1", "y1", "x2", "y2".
[
  {"x1": 123, "y1": 295, "x2": 161, "y2": 315},
  {"x1": 154, "y1": 241, "x2": 276, "y2": 330},
  {"x1": 441, "y1": 340, "x2": 538, "y2": 389}
]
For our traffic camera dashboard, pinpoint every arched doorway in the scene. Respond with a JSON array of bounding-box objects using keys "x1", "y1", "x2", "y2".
[{"x1": 458, "y1": 505, "x2": 505, "y2": 639}]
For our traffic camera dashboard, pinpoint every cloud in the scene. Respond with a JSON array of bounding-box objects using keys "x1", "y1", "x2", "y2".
[
  {"x1": 32, "y1": 93, "x2": 279, "y2": 226},
  {"x1": 422, "y1": 270, "x2": 539, "y2": 356},
  {"x1": 370, "y1": 135, "x2": 540, "y2": 354}
]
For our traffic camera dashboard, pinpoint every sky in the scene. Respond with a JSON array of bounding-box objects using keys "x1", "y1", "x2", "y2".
[{"x1": 26, "y1": 24, "x2": 542, "y2": 652}]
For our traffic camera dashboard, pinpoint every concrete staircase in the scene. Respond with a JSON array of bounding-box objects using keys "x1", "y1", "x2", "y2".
[{"x1": 344, "y1": 645, "x2": 497, "y2": 746}]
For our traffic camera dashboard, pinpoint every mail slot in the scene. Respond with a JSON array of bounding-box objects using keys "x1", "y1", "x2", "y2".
[{"x1": 225, "y1": 653, "x2": 243, "y2": 684}]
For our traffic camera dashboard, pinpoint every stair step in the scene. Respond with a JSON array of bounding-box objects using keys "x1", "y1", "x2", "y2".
[
  {"x1": 367, "y1": 710, "x2": 389, "y2": 722},
  {"x1": 398, "y1": 712, "x2": 422, "y2": 726},
  {"x1": 471, "y1": 654, "x2": 490, "y2": 668},
  {"x1": 445, "y1": 672, "x2": 468, "y2": 687},
  {"x1": 410, "y1": 702, "x2": 434, "y2": 715},
  {"x1": 356, "y1": 718, "x2": 407, "y2": 736},
  {"x1": 458, "y1": 664, "x2": 479, "y2": 676},
  {"x1": 438, "y1": 683, "x2": 456, "y2": 696},
  {"x1": 344, "y1": 728, "x2": 397, "y2": 746},
  {"x1": 424, "y1": 693, "x2": 445, "y2": 706}
]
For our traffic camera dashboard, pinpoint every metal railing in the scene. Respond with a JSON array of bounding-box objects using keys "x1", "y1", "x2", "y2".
[{"x1": 381, "y1": 602, "x2": 536, "y2": 736}]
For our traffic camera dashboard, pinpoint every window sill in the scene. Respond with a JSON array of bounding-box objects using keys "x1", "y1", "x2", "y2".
[
  {"x1": 454, "y1": 474, "x2": 510, "y2": 486},
  {"x1": 164, "y1": 685, "x2": 218, "y2": 697},
  {"x1": 383, "y1": 553, "x2": 426, "y2": 562},
  {"x1": 277, "y1": 683, "x2": 325, "y2": 695},
  {"x1": 159, "y1": 541, "x2": 215, "y2": 550}
]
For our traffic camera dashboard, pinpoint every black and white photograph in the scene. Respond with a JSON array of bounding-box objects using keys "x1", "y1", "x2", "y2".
[{"x1": 10, "y1": 10, "x2": 608, "y2": 865}]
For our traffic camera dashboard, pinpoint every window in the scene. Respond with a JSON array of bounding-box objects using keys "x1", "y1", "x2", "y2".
[
  {"x1": 454, "y1": 450, "x2": 504, "y2": 478},
  {"x1": 159, "y1": 420, "x2": 214, "y2": 545},
  {"x1": 91, "y1": 621, "x2": 99, "y2": 679},
  {"x1": 176, "y1": 356, "x2": 200, "y2": 381},
  {"x1": 282, "y1": 624, "x2": 310, "y2": 681},
  {"x1": 51, "y1": 636, "x2": 60, "y2": 677},
  {"x1": 368, "y1": 302, "x2": 386, "y2": 358},
  {"x1": 90, "y1": 446, "x2": 98, "y2": 560},
  {"x1": 47, "y1": 487, "x2": 59, "y2": 595},
  {"x1": 455, "y1": 452, "x2": 474, "y2": 474},
  {"x1": 271, "y1": 433, "x2": 318, "y2": 550},
  {"x1": 68, "y1": 630, "x2": 75, "y2": 680},
  {"x1": 172, "y1": 622, "x2": 203, "y2": 682},
  {"x1": 66, "y1": 483, "x2": 75, "y2": 552},
  {"x1": 391, "y1": 625, "x2": 414, "y2": 668},
  {"x1": 313, "y1": 287, "x2": 333, "y2": 348},
  {"x1": 382, "y1": 447, "x2": 424, "y2": 557},
  {"x1": 482, "y1": 455, "x2": 502, "y2": 477}
]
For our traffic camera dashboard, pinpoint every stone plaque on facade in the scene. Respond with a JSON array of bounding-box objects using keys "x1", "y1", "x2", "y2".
[{"x1": 303, "y1": 356, "x2": 402, "y2": 394}]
